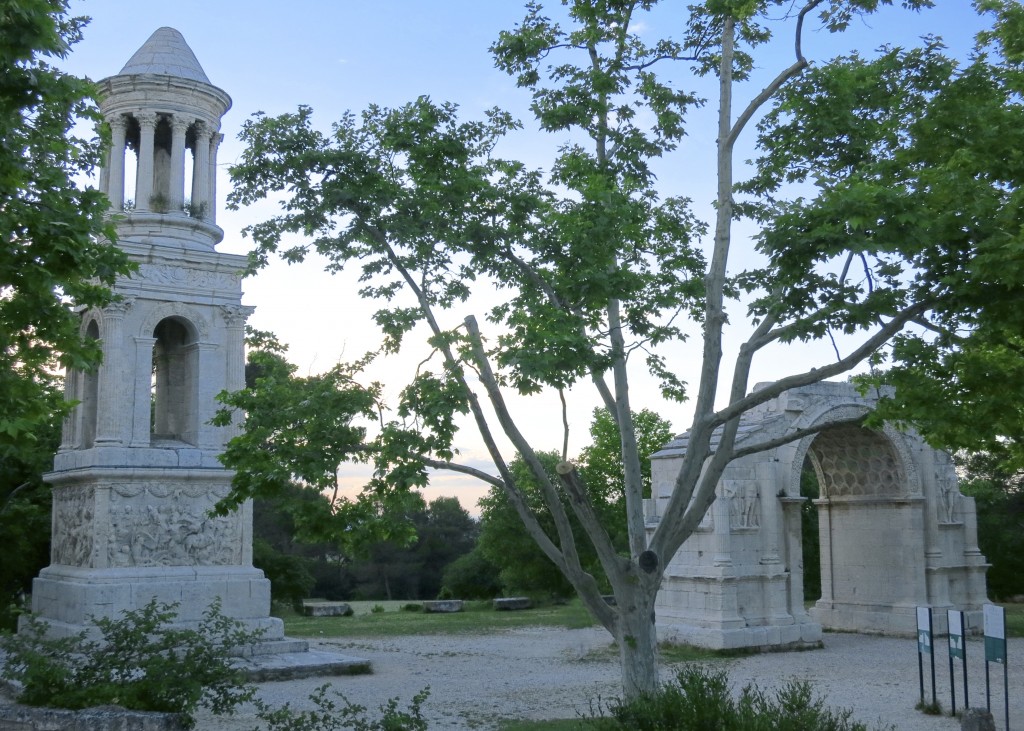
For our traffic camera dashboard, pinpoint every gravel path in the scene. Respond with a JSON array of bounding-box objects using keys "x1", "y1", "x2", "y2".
[{"x1": 195, "y1": 629, "x2": 1023, "y2": 730}]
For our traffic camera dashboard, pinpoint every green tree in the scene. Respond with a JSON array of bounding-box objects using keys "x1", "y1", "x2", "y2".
[
  {"x1": 413, "y1": 496, "x2": 478, "y2": 599},
  {"x1": 0, "y1": 0, "x2": 131, "y2": 628},
  {"x1": 0, "y1": 0, "x2": 132, "y2": 458},
  {"x1": 478, "y1": 409, "x2": 671, "y2": 598},
  {"x1": 478, "y1": 452, "x2": 574, "y2": 597},
  {"x1": 0, "y1": 419, "x2": 57, "y2": 630},
  {"x1": 226, "y1": 1, "x2": 1022, "y2": 697}
]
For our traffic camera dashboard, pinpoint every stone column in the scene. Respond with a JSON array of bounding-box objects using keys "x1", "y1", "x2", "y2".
[
  {"x1": 59, "y1": 368, "x2": 79, "y2": 451},
  {"x1": 94, "y1": 298, "x2": 134, "y2": 444},
  {"x1": 780, "y1": 497, "x2": 809, "y2": 620},
  {"x1": 169, "y1": 116, "x2": 190, "y2": 213},
  {"x1": 191, "y1": 122, "x2": 210, "y2": 219},
  {"x1": 712, "y1": 487, "x2": 733, "y2": 568},
  {"x1": 209, "y1": 132, "x2": 223, "y2": 224},
  {"x1": 758, "y1": 461, "x2": 781, "y2": 565},
  {"x1": 134, "y1": 112, "x2": 157, "y2": 211},
  {"x1": 130, "y1": 336, "x2": 156, "y2": 446},
  {"x1": 107, "y1": 116, "x2": 127, "y2": 211},
  {"x1": 193, "y1": 342, "x2": 220, "y2": 449},
  {"x1": 220, "y1": 304, "x2": 254, "y2": 441},
  {"x1": 814, "y1": 498, "x2": 834, "y2": 607}
]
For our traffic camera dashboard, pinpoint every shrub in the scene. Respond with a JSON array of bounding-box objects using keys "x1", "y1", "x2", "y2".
[
  {"x1": 0, "y1": 599, "x2": 259, "y2": 729},
  {"x1": 401, "y1": 603, "x2": 423, "y2": 612},
  {"x1": 255, "y1": 683, "x2": 429, "y2": 731},
  {"x1": 439, "y1": 548, "x2": 502, "y2": 600},
  {"x1": 371, "y1": 604, "x2": 385, "y2": 614},
  {"x1": 590, "y1": 666, "x2": 893, "y2": 731}
]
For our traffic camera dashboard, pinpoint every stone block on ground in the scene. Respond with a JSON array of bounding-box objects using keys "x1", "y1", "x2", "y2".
[
  {"x1": 422, "y1": 600, "x2": 463, "y2": 613},
  {"x1": 493, "y1": 597, "x2": 532, "y2": 611},
  {"x1": 0, "y1": 703, "x2": 184, "y2": 731},
  {"x1": 301, "y1": 601, "x2": 352, "y2": 617},
  {"x1": 961, "y1": 707, "x2": 996, "y2": 731}
]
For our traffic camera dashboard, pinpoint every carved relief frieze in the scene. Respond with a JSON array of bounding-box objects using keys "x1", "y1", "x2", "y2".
[
  {"x1": 52, "y1": 485, "x2": 96, "y2": 567},
  {"x1": 136, "y1": 263, "x2": 241, "y2": 293},
  {"x1": 106, "y1": 483, "x2": 242, "y2": 568}
]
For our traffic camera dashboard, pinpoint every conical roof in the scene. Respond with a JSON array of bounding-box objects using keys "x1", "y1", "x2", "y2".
[{"x1": 117, "y1": 27, "x2": 211, "y2": 84}]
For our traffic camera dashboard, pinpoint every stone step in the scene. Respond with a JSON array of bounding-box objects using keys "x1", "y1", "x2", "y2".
[{"x1": 233, "y1": 648, "x2": 372, "y2": 682}]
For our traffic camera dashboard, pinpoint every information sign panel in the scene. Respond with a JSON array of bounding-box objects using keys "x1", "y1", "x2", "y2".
[
  {"x1": 948, "y1": 609, "x2": 965, "y2": 659},
  {"x1": 984, "y1": 604, "x2": 1007, "y2": 664},
  {"x1": 917, "y1": 606, "x2": 932, "y2": 655}
]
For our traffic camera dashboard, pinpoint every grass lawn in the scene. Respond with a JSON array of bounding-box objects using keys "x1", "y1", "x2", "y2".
[
  {"x1": 280, "y1": 598, "x2": 597, "y2": 637},
  {"x1": 282, "y1": 600, "x2": 1024, "y2": 640},
  {"x1": 1003, "y1": 602, "x2": 1024, "y2": 637}
]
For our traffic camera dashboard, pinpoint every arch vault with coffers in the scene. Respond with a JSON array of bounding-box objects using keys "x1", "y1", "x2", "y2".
[{"x1": 646, "y1": 381, "x2": 990, "y2": 650}]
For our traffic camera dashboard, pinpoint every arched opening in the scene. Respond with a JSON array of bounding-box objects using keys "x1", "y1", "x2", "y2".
[
  {"x1": 151, "y1": 317, "x2": 198, "y2": 444},
  {"x1": 79, "y1": 320, "x2": 101, "y2": 448},
  {"x1": 151, "y1": 115, "x2": 172, "y2": 209},
  {"x1": 122, "y1": 115, "x2": 140, "y2": 211},
  {"x1": 800, "y1": 457, "x2": 821, "y2": 603},
  {"x1": 805, "y1": 423, "x2": 923, "y2": 631}
]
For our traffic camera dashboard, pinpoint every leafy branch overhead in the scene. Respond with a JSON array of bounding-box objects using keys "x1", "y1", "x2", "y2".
[
  {"x1": 0, "y1": 0, "x2": 133, "y2": 458},
  {"x1": 225, "y1": 0, "x2": 1024, "y2": 698}
]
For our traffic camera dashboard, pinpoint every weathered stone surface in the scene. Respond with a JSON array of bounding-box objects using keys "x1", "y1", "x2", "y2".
[
  {"x1": 422, "y1": 600, "x2": 464, "y2": 613},
  {"x1": 650, "y1": 380, "x2": 989, "y2": 650},
  {"x1": 301, "y1": 601, "x2": 352, "y2": 618},
  {"x1": 494, "y1": 597, "x2": 532, "y2": 611},
  {"x1": 0, "y1": 704, "x2": 184, "y2": 731},
  {"x1": 961, "y1": 707, "x2": 997, "y2": 731},
  {"x1": 234, "y1": 649, "x2": 372, "y2": 682}
]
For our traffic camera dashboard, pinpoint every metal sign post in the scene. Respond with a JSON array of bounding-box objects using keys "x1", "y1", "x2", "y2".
[
  {"x1": 983, "y1": 604, "x2": 1009, "y2": 731},
  {"x1": 947, "y1": 609, "x2": 967, "y2": 715},
  {"x1": 917, "y1": 606, "x2": 936, "y2": 707}
]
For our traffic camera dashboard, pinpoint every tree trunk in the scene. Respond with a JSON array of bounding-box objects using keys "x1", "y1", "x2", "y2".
[{"x1": 615, "y1": 584, "x2": 660, "y2": 698}]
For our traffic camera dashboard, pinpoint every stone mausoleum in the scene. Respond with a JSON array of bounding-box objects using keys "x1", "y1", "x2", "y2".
[
  {"x1": 28, "y1": 28, "x2": 294, "y2": 651},
  {"x1": 647, "y1": 381, "x2": 990, "y2": 649}
]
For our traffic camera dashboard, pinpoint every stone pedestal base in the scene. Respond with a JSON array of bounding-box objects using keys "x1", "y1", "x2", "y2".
[
  {"x1": 658, "y1": 619, "x2": 823, "y2": 651},
  {"x1": 26, "y1": 564, "x2": 288, "y2": 646}
]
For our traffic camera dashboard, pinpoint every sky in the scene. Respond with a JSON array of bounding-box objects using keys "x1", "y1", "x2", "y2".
[{"x1": 61, "y1": 1, "x2": 992, "y2": 513}]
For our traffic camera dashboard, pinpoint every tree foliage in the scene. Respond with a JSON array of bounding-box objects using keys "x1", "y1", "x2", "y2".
[
  {"x1": 226, "y1": 0, "x2": 1022, "y2": 696},
  {"x1": 956, "y1": 451, "x2": 1024, "y2": 600},
  {"x1": 0, "y1": 0, "x2": 132, "y2": 458},
  {"x1": 478, "y1": 409, "x2": 671, "y2": 598}
]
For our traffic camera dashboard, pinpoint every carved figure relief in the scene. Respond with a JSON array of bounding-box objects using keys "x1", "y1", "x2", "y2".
[
  {"x1": 52, "y1": 486, "x2": 96, "y2": 566},
  {"x1": 106, "y1": 483, "x2": 242, "y2": 567},
  {"x1": 935, "y1": 460, "x2": 961, "y2": 524},
  {"x1": 724, "y1": 480, "x2": 760, "y2": 530}
]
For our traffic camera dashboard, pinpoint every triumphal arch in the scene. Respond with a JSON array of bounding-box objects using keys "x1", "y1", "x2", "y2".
[{"x1": 648, "y1": 381, "x2": 990, "y2": 649}]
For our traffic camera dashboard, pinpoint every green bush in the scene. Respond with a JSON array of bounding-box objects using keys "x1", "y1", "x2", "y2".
[
  {"x1": 0, "y1": 599, "x2": 259, "y2": 729},
  {"x1": 252, "y1": 536, "x2": 316, "y2": 610},
  {"x1": 590, "y1": 666, "x2": 893, "y2": 731},
  {"x1": 439, "y1": 548, "x2": 502, "y2": 600},
  {"x1": 255, "y1": 683, "x2": 429, "y2": 731}
]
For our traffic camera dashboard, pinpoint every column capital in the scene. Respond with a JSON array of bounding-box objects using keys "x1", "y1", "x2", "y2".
[
  {"x1": 108, "y1": 115, "x2": 128, "y2": 135},
  {"x1": 103, "y1": 296, "x2": 136, "y2": 318},
  {"x1": 171, "y1": 116, "x2": 192, "y2": 134},
  {"x1": 192, "y1": 120, "x2": 211, "y2": 141},
  {"x1": 135, "y1": 111, "x2": 158, "y2": 128},
  {"x1": 220, "y1": 304, "x2": 255, "y2": 328}
]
